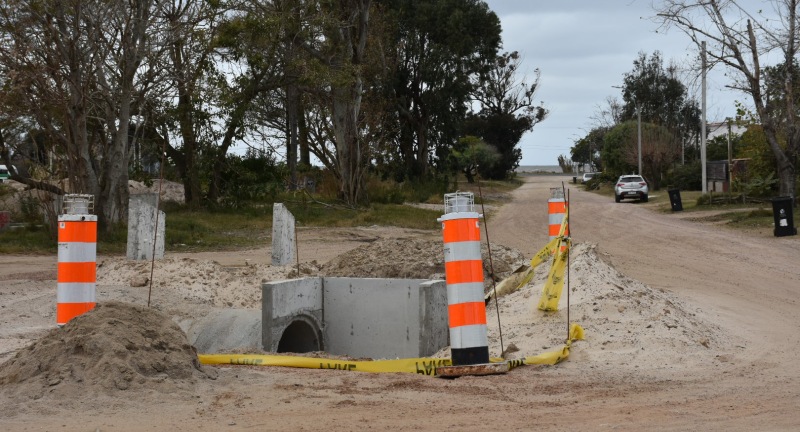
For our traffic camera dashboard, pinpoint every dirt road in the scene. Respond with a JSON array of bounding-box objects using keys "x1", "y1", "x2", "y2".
[
  {"x1": 1, "y1": 175, "x2": 799, "y2": 431},
  {"x1": 491, "y1": 175, "x2": 800, "y2": 429}
]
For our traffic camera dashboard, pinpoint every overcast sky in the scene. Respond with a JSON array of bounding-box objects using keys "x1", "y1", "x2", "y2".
[{"x1": 483, "y1": 0, "x2": 762, "y2": 167}]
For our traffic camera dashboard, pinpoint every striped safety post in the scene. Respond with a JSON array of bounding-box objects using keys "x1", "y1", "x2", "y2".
[
  {"x1": 57, "y1": 194, "x2": 97, "y2": 326},
  {"x1": 438, "y1": 192, "x2": 489, "y2": 366},
  {"x1": 548, "y1": 188, "x2": 568, "y2": 250}
]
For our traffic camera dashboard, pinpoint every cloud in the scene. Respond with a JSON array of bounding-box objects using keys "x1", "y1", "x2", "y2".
[{"x1": 482, "y1": 0, "x2": 748, "y2": 165}]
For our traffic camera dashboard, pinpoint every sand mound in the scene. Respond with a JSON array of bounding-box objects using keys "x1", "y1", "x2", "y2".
[
  {"x1": 0, "y1": 302, "x2": 214, "y2": 400},
  {"x1": 482, "y1": 243, "x2": 730, "y2": 371},
  {"x1": 320, "y1": 237, "x2": 527, "y2": 289},
  {"x1": 97, "y1": 257, "x2": 320, "y2": 310}
]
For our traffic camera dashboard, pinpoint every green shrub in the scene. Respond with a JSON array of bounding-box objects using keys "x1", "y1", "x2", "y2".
[{"x1": 664, "y1": 160, "x2": 701, "y2": 191}]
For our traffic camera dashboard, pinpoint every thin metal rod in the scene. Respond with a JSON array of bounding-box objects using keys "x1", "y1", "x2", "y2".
[
  {"x1": 147, "y1": 140, "x2": 167, "y2": 308},
  {"x1": 566, "y1": 188, "x2": 571, "y2": 342},
  {"x1": 477, "y1": 180, "x2": 505, "y2": 358}
]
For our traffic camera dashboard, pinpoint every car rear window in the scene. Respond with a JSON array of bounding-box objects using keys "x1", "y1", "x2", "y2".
[{"x1": 621, "y1": 176, "x2": 643, "y2": 182}]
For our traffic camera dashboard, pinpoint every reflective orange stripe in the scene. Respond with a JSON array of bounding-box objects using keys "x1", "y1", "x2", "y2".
[
  {"x1": 548, "y1": 201, "x2": 567, "y2": 213},
  {"x1": 442, "y1": 218, "x2": 480, "y2": 243},
  {"x1": 57, "y1": 262, "x2": 96, "y2": 283},
  {"x1": 57, "y1": 302, "x2": 96, "y2": 325},
  {"x1": 58, "y1": 221, "x2": 97, "y2": 242},
  {"x1": 549, "y1": 224, "x2": 569, "y2": 237},
  {"x1": 448, "y1": 302, "x2": 487, "y2": 327},
  {"x1": 444, "y1": 260, "x2": 483, "y2": 284}
]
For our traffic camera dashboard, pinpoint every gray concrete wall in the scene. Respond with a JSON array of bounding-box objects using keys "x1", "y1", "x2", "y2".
[
  {"x1": 262, "y1": 277, "x2": 324, "y2": 353},
  {"x1": 271, "y1": 203, "x2": 295, "y2": 265},
  {"x1": 261, "y1": 277, "x2": 448, "y2": 359},
  {"x1": 127, "y1": 194, "x2": 165, "y2": 260},
  {"x1": 417, "y1": 280, "x2": 450, "y2": 356}
]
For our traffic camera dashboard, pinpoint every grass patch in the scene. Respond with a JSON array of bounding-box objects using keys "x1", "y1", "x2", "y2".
[
  {"x1": 0, "y1": 177, "x2": 524, "y2": 255},
  {"x1": 166, "y1": 205, "x2": 272, "y2": 252},
  {"x1": 684, "y1": 207, "x2": 774, "y2": 230},
  {"x1": 282, "y1": 201, "x2": 441, "y2": 230},
  {"x1": 0, "y1": 201, "x2": 444, "y2": 255},
  {"x1": 585, "y1": 184, "x2": 779, "y2": 234},
  {"x1": 0, "y1": 225, "x2": 56, "y2": 254}
]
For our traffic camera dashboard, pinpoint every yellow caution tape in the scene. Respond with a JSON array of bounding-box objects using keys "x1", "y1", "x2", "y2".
[
  {"x1": 538, "y1": 237, "x2": 571, "y2": 311},
  {"x1": 489, "y1": 204, "x2": 573, "y2": 307},
  {"x1": 485, "y1": 236, "x2": 560, "y2": 302},
  {"x1": 199, "y1": 324, "x2": 584, "y2": 376},
  {"x1": 538, "y1": 205, "x2": 570, "y2": 311}
]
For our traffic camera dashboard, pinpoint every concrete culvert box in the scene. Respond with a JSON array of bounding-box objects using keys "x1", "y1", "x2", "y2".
[
  {"x1": 262, "y1": 277, "x2": 448, "y2": 359},
  {"x1": 277, "y1": 314, "x2": 323, "y2": 353}
]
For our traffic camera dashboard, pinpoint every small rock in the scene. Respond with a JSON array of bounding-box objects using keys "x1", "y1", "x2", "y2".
[
  {"x1": 502, "y1": 342, "x2": 520, "y2": 357},
  {"x1": 130, "y1": 276, "x2": 149, "y2": 287}
]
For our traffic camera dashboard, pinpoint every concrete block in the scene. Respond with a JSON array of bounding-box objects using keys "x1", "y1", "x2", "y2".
[
  {"x1": 261, "y1": 277, "x2": 448, "y2": 359},
  {"x1": 271, "y1": 203, "x2": 296, "y2": 265},
  {"x1": 418, "y1": 280, "x2": 449, "y2": 356},
  {"x1": 262, "y1": 277, "x2": 324, "y2": 353},
  {"x1": 127, "y1": 194, "x2": 165, "y2": 260}
]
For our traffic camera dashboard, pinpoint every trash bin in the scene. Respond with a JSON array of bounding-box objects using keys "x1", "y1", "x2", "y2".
[
  {"x1": 770, "y1": 196, "x2": 797, "y2": 237},
  {"x1": 573, "y1": 176, "x2": 577, "y2": 184},
  {"x1": 668, "y1": 189, "x2": 683, "y2": 212}
]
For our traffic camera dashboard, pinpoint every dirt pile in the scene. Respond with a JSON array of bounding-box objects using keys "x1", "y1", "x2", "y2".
[
  {"x1": 97, "y1": 257, "x2": 321, "y2": 310},
  {"x1": 0, "y1": 302, "x2": 214, "y2": 401},
  {"x1": 482, "y1": 242, "x2": 730, "y2": 370},
  {"x1": 320, "y1": 237, "x2": 527, "y2": 288}
]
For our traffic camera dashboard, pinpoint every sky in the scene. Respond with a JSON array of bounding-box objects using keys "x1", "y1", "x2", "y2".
[{"x1": 482, "y1": 0, "x2": 764, "y2": 166}]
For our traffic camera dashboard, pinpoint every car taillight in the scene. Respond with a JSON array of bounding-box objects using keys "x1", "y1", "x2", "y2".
[
  {"x1": 639, "y1": 182, "x2": 647, "y2": 186},
  {"x1": 616, "y1": 183, "x2": 624, "y2": 187}
]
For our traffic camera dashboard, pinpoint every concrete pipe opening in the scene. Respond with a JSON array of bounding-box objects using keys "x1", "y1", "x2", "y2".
[{"x1": 277, "y1": 317, "x2": 322, "y2": 353}]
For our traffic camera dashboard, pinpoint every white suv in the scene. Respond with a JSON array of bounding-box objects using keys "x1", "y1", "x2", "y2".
[{"x1": 614, "y1": 175, "x2": 649, "y2": 203}]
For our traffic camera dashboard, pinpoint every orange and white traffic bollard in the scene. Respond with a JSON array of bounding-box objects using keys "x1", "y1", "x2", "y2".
[
  {"x1": 438, "y1": 192, "x2": 489, "y2": 366},
  {"x1": 548, "y1": 188, "x2": 568, "y2": 241},
  {"x1": 57, "y1": 194, "x2": 97, "y2": 326}
]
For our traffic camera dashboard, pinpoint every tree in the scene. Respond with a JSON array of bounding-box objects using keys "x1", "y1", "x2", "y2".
[
  {"x1": 0, "y1": 0, "x2": 160, "y2": 231},
  {"x1": 450, "y1": 136, "x2": 499, "y2": 183},
  {"x1": 150, "y1": 0, "x2": 222, "y2": 208},
  {"x1": 466, "y1": 51, "x2": 547, "y2": 180},
  {"x1": 602, "y1": 120, "x2": 681, "y2": 188},
  {"x1": 283, "y1": 0, "x2": 373, "y2": 206},
  {"x1": 658, "y1": 0, "x2": 800, "y2": 202},
  {"x1": 602, "y1": 122, "x2": 638, "y2": 176},
  {"x1": 376, "y1": 0, "x2": 501, "y2": 181},
  {"x1": 571, "y1": 127, "x2": 607, "y2": 172},
  {"x1": 619, "y1": 51, "x2": 701, "y2": 154}
]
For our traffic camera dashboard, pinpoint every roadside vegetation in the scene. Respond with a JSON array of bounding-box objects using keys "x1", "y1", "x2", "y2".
[
  {"x1": 0, "y1": 176, "x2": 518, "y2": 255},
  {"x1": 583, "y1": 175, "x2": 777, "y2": 234}
]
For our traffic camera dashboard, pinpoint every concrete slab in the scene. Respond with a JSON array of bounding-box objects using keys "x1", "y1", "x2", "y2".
[
  {"x1": 262, "y1": 277, "x2": 448, "y2": 359},
  {"x1": 262, "y1": 277, "x2": 324, "y2": 353},
  {"x1": 271, "y1": 203, "x2": 296, "y2": 265},
  {"x1": 127, "y1": 194, "x2": 165, "y2": 260}
]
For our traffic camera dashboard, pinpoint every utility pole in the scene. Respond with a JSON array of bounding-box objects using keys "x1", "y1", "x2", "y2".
[
  {"x1": 701, "y1": 41, "x2": 708, "y2": 194},
  {"x1": 637, "y1": 103, "x2": 642, "y2": 176},
  {"x1": 727, "y1": 118, "x2": 733, "y2": 190}
]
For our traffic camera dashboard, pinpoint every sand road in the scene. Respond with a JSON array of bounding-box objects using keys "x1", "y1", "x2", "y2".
[{"x1": 1, "y1": 174, "x2": 799, "y2": 431}]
